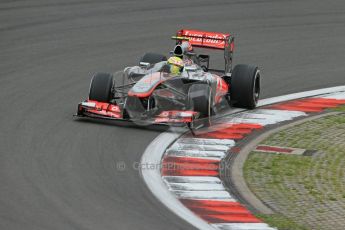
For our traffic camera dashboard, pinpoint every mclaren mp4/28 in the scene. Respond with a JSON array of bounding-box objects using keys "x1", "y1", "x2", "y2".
[{"x1": 75, "y1": 29, "x2": 261, "y2": 126}]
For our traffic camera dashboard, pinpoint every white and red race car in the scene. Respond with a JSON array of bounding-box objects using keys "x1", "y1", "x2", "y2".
[{"x1": 75, "y1": 29, "x2": 261, "y2": 126}]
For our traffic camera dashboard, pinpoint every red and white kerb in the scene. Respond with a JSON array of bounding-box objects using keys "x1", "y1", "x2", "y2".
[{"x1": 161, "y1": 91, "x2": 345, "y2": 230}]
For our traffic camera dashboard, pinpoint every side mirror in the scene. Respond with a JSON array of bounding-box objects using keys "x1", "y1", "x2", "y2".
[{"x1": 139, "y1": 62, "x2": 150, "y2": 68}]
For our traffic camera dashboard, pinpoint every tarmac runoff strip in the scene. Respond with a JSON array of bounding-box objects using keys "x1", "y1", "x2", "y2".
[{"x1": 141, "y1": 86, "x2": 345, "y2": 230}]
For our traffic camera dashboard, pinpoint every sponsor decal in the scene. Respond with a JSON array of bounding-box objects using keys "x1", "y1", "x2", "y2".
[{"x1": 180, "y1": 30, "x2": 230, "y2": 49}]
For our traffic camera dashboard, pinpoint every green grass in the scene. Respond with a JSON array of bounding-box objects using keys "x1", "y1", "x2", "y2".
[
  {"x1": 331, "y1": 105, "x2": 345, "y2": 112},
  {"x1": 244, "y1": 108, "x2": 345, "y2": 229},
  {"x1": 256, "y1": 214, "x2": 308, "y2": 230}
]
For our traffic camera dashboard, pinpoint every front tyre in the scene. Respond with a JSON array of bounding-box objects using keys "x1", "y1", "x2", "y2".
[
  {"x1": 230, "y1": 64, "x2": 260, "y2": 109},
  {"x1": 89, "y1": 73, "x2": 114, "y2": 102}
]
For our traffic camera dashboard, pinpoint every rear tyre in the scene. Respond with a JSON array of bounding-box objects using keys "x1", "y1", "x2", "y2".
[
  {"x1": 89, "y1": 73, "x2": 114, "y2": 102},
  {"x1": 230, "y1": 64, "x2": 260, "y2": 109},
  {"x1": 188, "y1": 84, "x2": 212, "y2": 118},
  {"x1": 140, "y1": 52, "x2": 167, "y2": 65}
]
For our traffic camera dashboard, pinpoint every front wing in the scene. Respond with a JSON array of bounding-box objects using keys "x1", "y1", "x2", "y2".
[{"x1": 75, "y1": 100, "x2": 199, "y2": 125}]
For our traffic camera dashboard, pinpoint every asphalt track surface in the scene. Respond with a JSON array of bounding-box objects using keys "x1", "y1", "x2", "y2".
[{"x1": 1, "y1": 1, "x2": 345, "y2": 229}]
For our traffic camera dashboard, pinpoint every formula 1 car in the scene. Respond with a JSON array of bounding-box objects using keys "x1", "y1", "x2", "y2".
[{"x1": 75, "y1": 29, "x2": 261, "y2": 126}]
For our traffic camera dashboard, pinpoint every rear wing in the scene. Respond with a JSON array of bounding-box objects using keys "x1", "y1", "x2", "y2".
[{"x1": 173, "y1": 29, "x2": 235, "y2": 74}]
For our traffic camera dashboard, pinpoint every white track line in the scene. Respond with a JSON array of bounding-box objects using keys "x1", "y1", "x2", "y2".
[
  {"x1": 321, "y1": 91, "x2": 345, "y2": 99},
  {"x1": 258, "y1": 86, "x2": 345, "y2": 106}
]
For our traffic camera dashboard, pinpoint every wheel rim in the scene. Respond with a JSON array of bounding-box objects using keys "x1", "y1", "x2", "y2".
[{"x1": 253, "y1": 71, "x2": 260, "y2": 104}]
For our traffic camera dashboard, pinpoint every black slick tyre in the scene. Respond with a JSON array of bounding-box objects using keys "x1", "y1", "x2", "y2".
[
  {"x1": 230, "y1": 64, "x2": 260, "y2": 109},
  {"x1": 89, "y1": 73, "x2": 114, "y2": 103}
]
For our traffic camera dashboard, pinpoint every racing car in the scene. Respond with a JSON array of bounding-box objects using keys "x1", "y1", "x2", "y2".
[{"x1": 75, "y1": 29, "x2": 261, "y2": 126}]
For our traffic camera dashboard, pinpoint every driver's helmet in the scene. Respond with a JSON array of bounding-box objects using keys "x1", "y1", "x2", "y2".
[{"x1": 167, "y1": 56, "x2": 184, "y2": 75}]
